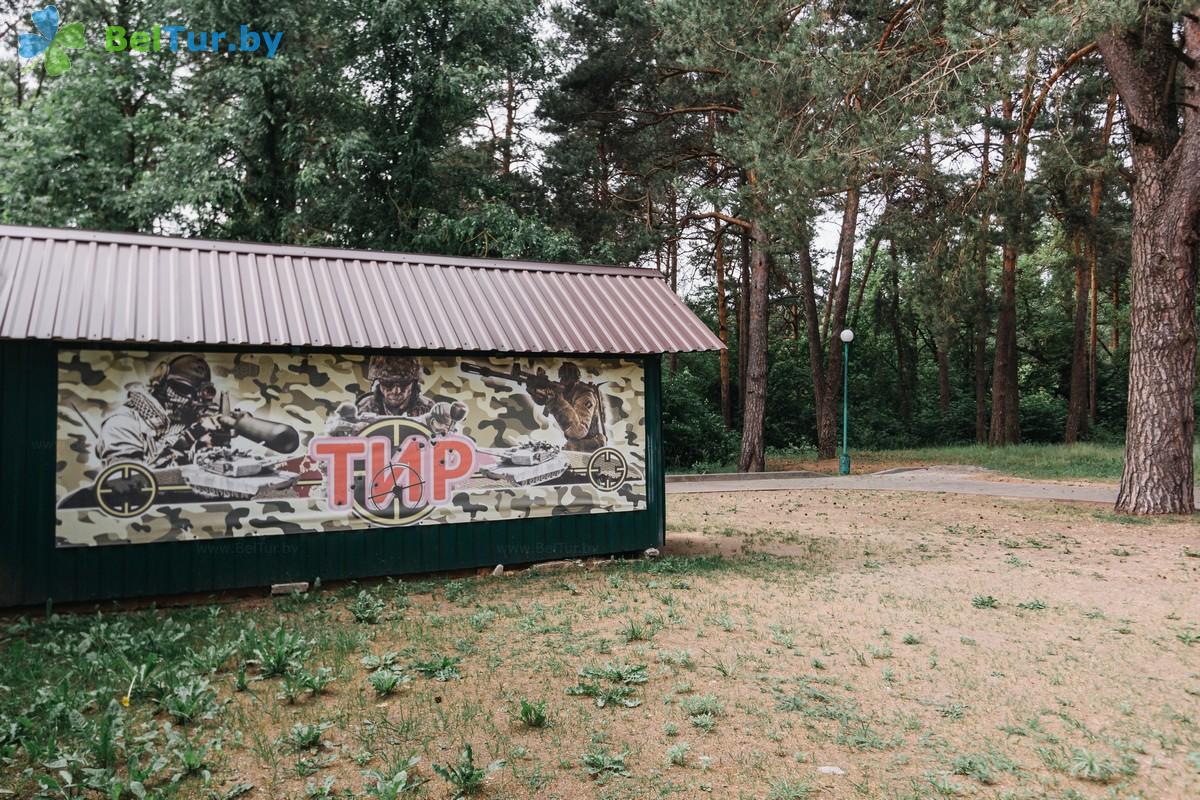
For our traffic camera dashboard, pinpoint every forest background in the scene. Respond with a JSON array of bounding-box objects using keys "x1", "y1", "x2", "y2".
[{"x1": 3, "y1": 0, "x2": 1199, "y2": 513}]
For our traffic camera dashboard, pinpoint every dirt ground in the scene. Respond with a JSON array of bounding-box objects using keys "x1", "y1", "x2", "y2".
[{"x1": 196, "y1": 490, "x2": 1200, "y2": 800}]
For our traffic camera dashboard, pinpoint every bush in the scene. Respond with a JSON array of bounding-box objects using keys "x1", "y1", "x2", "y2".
[{"x1": 661, "y1": 366, "x2": 738, "y2": 469}]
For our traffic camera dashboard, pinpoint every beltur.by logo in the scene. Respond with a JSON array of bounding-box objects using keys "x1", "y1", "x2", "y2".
[
  {"x1": 18, "y1": 5, "x2": 84, "y2": 76},
  {"x1": 105, "y1": 24, "x2": 284, "y2": 58}
]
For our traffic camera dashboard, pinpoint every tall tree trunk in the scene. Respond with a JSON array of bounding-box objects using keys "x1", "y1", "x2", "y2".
[
  {"x1": 738, "y1": 217, "x2": 770, "y2": 472},
  {"x1": 738, "y1": 228, "x2": 750, "y2": 416},
  {"x1": 1066, "y1": 233, "x2": 1090, "y2": 442},
  {"x1": 797, "y1": 244, "x2": 831, "y2": 455},
  {"x1": 1087, "y1": 91, "x2": 1117, "y2": 426},
  {"x1": 936, "y1": 348, "x2": 951, "y2": 413},
  {"x1": 988, "y1": 93, "x2": 1028, "y2": 447},
  {"x1": 975, "y1": 109, "x2": 992, "y2": 443},
  {"x1": 1098, "y1": 9, "x2": 1200, "y2": 514},
  {"x1": 715, "y1": 221, "x2": 732, "y2": 428},
  {"x1": 822, "y1": 184, "x2": 861, "y2": 458},
  {"x1": 889, "y1": 242, "x2": 912, "y2": 423}
]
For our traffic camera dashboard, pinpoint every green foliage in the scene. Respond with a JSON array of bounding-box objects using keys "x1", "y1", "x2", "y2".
[
  {"x1": 433, "y1": 744, "x2": 504, "y2": 798},
  {"x1": 661, "y1": 364, "x2": 738, "y2": 469}
]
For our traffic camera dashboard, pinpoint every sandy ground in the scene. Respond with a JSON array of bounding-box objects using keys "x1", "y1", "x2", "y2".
[{"x1": 186, "y1": 489, "x2": 1200, "y2": 800}]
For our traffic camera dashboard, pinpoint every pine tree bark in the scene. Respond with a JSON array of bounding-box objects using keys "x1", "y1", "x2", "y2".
[
  {"x1": 821, "y1": 184, "x2": 861, "y2": 458},
  {"x1": 738, "y1": 218, "x2": 770, "y2": 473},
  {"x1": 715, "y1": 221, "x2": 733, "y2": 428},
  {"x1": 889, "y1": 242, "x2": 913, "y2": 423},
  {"x1": 738, "y1": 228, "x2": 750, "y2": 416},
  {"x1": 988, "y1": 93, "x2": 1028, "y2": 446},
  {"x1": 975, "y1": 110, "x2": 992, "y2": 443},
  {"x1": 1088, "y1": 92, "x2": 1117, "y2": 426},
  {"x1": 1098, "y1": 8, "x2": 1200, "y2": 514},
  {"x1": 797, "y1": 244, "x2": 830, "y2": 456},
  {"x1": 1066, "y1": 233, "x2": 1090, "y2": 442}
]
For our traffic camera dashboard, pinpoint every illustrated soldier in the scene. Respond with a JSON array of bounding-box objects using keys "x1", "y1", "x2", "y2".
[
  {"x1": 357, "y1": 356, "x2": 434, "y2": 417},
  {"x1": 328, "y1": 355, "x2": 466, "y2": 436},
  {"x1": 527, "y1": 361, "x2": 607, "y2": 452},
  {"x1": 96, "y1": 354, "x2": 299, "y2": 467},
  {"x1": 96, "y1": 354, "x2": 221, "y2": 466}
]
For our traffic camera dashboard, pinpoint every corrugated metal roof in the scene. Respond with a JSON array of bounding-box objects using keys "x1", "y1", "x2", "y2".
[{"x1": 0, "y1": 225, "x2": 723, "y2": 354}]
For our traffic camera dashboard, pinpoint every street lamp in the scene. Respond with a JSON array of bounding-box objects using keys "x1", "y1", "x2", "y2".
[{"x1": 839, "y1": 328, "x2": 854, "y2": 475}]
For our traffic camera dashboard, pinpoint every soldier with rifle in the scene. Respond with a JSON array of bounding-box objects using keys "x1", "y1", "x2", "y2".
[
  {"x1": 462, "y1": 360, "x2": 607, "y2": 452},
  {"x1": 96, "y1": 354, "x2": 299, "y2": 467}
]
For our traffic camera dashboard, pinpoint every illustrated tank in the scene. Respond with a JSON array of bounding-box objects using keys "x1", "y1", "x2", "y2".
[
  {"x1": 479, "y1": 442, "x2": 569, "y2": 486},
  {"x1": 180, "y1": 448, "x2": 299, "y2": 499}
]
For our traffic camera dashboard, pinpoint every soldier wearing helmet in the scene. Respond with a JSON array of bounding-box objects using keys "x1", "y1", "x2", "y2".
[
  {"x1": 357, "y1": 356, "x2": 434, "y2": 418},
  {"x1": 528, "y1": 361, "x2": 607, "y2": 452},
  {"x1": 335, "y1": 355, "x2": 466, "y2": 436},
  {"x1": 96, "y1": 354, "x2": 220, "y2": 466}
]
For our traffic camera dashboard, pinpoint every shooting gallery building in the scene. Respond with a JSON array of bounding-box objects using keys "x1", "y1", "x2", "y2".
[{"x1": 0, "y1": 224, "x2": 721, "y2": 607}]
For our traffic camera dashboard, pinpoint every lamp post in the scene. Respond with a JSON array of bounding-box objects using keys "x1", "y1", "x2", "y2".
[{"x1": 839, "y1": 328, "x2": 854, "y2": 475}]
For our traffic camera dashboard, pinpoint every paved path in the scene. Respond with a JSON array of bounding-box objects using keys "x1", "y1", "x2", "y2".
[{"x1": 666, "y1": 465, "x2": 1118, "y2": 504}]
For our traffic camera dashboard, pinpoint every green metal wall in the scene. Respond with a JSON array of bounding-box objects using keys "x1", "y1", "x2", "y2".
[{"x1": 0, "y1": 341, "x2": 665, "y2": 607}]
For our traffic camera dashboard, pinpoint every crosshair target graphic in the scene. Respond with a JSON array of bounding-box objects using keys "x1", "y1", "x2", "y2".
[
  {"x1": 586, "y1": 447, "x2": 628, "y2": 491},
  {"x1": 353, "y1": 418, "x2": 436, "y2": 526},
  {"x1": 94, "y1": 462, "x2": 158, "y2": 517}
]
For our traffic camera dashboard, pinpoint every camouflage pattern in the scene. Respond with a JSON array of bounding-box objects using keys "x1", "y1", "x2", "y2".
[{"x1": 56, "y1": 350, "x2": 647, "y2": 547}]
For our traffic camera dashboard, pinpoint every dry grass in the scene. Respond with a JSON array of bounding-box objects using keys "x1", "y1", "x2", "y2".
[{"x1": 2, "y1": 490, "x2": 1199, "y2": 799}]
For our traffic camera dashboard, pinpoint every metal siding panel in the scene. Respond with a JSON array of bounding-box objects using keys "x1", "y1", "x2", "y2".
[
  {"x1": 346, "y1": 260, "x2": 389, "y2": 348},
  {"x1": 242, "y1": 254, "x2": 270, "y2": 345},
  {"x1": 375, "y1": 264, "x2": 421, "y2": 348},
  {"x1": 361, "y1": 263, "x2": 408, "y2": 348},
  {"x1": 329, "y1": 259, "x2": 368, "y2": 348},
  {"x1": 0, "y1": 227, "x2": 723, "y2": 353},
  {"x1": 454, "y1": 268, "x2": 507, "y2": 349},
  {"x1": 398, "y1": 266, "x2": 441, "y2": 349},
  {"x1": 598, "y1": 274, "x2": 657, "y2": 353},
  {"x1": 260, "y1": 255, "x2": 291, "y2": 346},
  {"x1": 59, "y1": 241, "x2": 92, "y2": 340},
  {"x1": 294, "y1": 257, "x2": 331, "y2": 346},
  {"x1": 276, "y1": 257, "x2": 312, "y2": 346},
  {"x1": 477, "y1": 269, "x2": 531, "y2": 352},
  {"x1": 558, "y1": 273, "x2": 622, "y2": 353},
  {"x1": 311, "y1": 258, "x2": 353, "y2": 347}
]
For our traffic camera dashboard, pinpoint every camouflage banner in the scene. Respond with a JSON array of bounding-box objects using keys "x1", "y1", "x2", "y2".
[{"x1": 55, "y1": 350, "x2": 646, "y2": 547}]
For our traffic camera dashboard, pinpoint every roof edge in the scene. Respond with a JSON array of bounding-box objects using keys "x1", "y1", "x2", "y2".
[{"x1": 0, "y1": 224, "x2": 663, "y2": 279}]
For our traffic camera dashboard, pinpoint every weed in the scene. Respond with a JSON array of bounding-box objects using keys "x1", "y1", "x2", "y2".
[
  {"x1": 1017, "y1": 599, "x2": 1047, "y2": 610},
  {"x1": 582, "y1": 746, "x2": 631, "y2": 778},
  {"x1": 411, "y1": 654, "x2": 462, "y2": 681},
  {"x1": 620, "y1": 619, "x2": 653, "y2": 642},
  {"x1": 286, "y1": 722, "x2": 331, "y2": 752},
  {"x1": 362, "y1": 651, "x2": 401, "y2": 671},
  {"x1": 901, "y1": 633, "x2": 922, "y2": 645},
  {"x1": 363, "y1": 756, "x2": 425, "y2": 798},
  {"x1": 518, "y1": 699, "x2": 549, "y2": 728},
  {"x1": 971, "y1": 595, "x2": 999, "y2": 609},
  {"x1": 768, "y1": 780, "x2": 812, "y2": 799},
  {"x1": 667, "y1": 742, "x2": 690, "y2": 766},
  {"x1": 433, "y1": 744, "x2": 504, "y2": 798},
  {"x1": 1176, "y1": 629, "x2": 1200, "y2": 646},
  {"x1": 657, "y1": 650, "x2": 695, "y2": 670},
  {"x1": 689, "y1": 712, "x2": 716, "y2": 732},
  {"x1": 1069, "y1": 747, "x2": 1117, "y2": 783},
  {"x1": 369, "y1": 669, "x2": 410, "y2": 696},
  {"x1": 247, "y1": 626, "x2": 311, "y2": 677},
  {"x1": 936, "y1": 702, "x2": 967, "y2": 720},
  {"x1": 580, "y1": 661, "x2": 649, "y2": 685},
  {"x1": 163, "y1": 676, "x2": 218, "y2": 724},
  {"x1": 349, "y1": 590, "x2": 387, "y2": 624}
]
